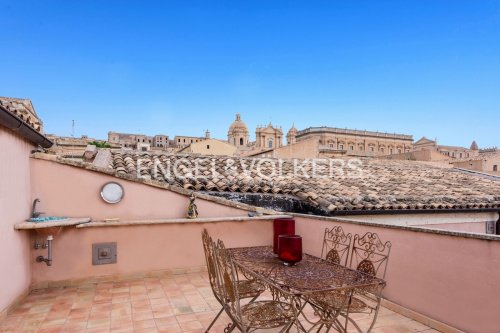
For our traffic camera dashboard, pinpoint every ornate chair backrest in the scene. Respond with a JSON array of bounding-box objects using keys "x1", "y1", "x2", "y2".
[
  {"x1": 349, "y1": 232, "x2": 391, "y2": 279},
  {"x1": 201, "y1": 229, "x2": 222, "y2": 302},
  {"x1": 213, "y1": 239, "x2": 243, "y2": 326},
  {"x1": 321, "y1": 226, "x2": 352, "y2": 266}
]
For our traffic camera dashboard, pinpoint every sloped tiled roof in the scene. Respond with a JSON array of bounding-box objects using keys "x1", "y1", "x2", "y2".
[
  {"x1": 0, "y1": 96, "x2": 43, "y2": 132},
  {"x1": 104, "y1": 151, "x2": 500, "y2": 213}
]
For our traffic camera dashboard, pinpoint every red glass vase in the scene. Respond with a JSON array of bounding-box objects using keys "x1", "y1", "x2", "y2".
[
  {"x1": 278, "y1": 235, "x2": 303, "y2": 266},
  {"x1": 273, "y1": 218, "x2": 295, "y2": 254}
]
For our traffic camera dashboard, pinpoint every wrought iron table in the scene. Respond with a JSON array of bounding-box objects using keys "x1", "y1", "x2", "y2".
[{"x1": 229, "y1": 246, "x2": 386, "y2": 332}]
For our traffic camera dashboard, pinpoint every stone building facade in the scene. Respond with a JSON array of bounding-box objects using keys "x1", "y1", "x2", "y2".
[
  {"x1": 108, "y1": 132, "x2": 169, "y2": 151},
  {"x1": 451, "y1": 151, "x2": 500, "y2": 175},
  {"x1": 255, "y1": 123, "x2": 283, "y2": 149},
  {"x1": 173, "y1": 135, "x2": 207, "y2": 149},
  {"x1": 291, "y1": 126, "x2": 413, "y2": 157},
  {"x1": 179, "y1": 138, "x2": 237, "y2": 156},
  {"x1": 46, "y1": 135, "x2": 94, "y2": 159},
  {"x1": 412, "y1": 137, "x2": 479, "y2": 159},
  {"x1": 0, "y1": 97, "x2": 43, "y2": 133}
]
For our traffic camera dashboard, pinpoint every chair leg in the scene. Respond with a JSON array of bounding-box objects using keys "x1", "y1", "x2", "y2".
[
  {"x1": 205, "y1": 307, "x2": 224, "y2": 333},
  {"x1": 345, "y1": 316, "x2": 363, "y2": 333},
  {"x1": 365, "y1": 300, "x2": 382, "y2": 333}
]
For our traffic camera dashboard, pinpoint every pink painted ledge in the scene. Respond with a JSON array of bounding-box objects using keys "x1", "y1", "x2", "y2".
[{"x1": 76, "y1": 214, "x2": 292, "y2": 228}]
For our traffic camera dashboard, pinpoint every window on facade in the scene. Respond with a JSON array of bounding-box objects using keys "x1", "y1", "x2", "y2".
[
  {"x1": 390, "y1": 149, "x2": 393, "y2": 154},
  {"x1": 370, "y1": 147, "x2": 374, "y2": 152},
  {"x1": 398, "y1": 149, "x2": 402, "y2": 154},
  {"x1": 459, "y1": 153, "x2": 463, "y2": 158},
  {"x1": 207, "y1": 145, "x2": 210, "y2": 149},
  {"x1": 268, "y1": 139, "x2": 273, "y2": 148},
  {"x1": 329, "y1": 143, "x2": 334, "y2": 148},
  {"x1": 380, "y1": 147, "x2": 384, "y2": 152},
  {"x1": 350, "y1": 145, "x2": 354, "y2": 151},
  {"x1": 183, "y1": 139, "x2": 186, "y2": 142},
  {"x1": 178, "y1": 139, "x2": 180, "y2": 143},
  {"x1": 359, "y1": 146, "x2": 364, "y2": 151},
  {"x1": 452, "y1": 152, "x2": 455, "y2": 157},
  {"x1": 339, "y1": 144, "x2": 344, "y2": 150},
  {"x1": 240, "y1": 138, "x2": 244, "y2": 145},
  {"x1": 494, "y1": 165, "x2": 498, "y2": 172}
]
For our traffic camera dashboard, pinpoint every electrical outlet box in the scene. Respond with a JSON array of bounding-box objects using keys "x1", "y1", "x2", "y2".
[
  {"x1": 92, "y1": 242, "x2": 117, "y2": 265},
  {"x1": 486, "y1": 221, "x2": 496, "y2": 235}
]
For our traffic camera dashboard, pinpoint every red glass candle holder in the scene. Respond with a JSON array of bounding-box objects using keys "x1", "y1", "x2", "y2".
[
  {"x1": 273, "y1": 218, "x2": 295, "y2": 254},
  {"x1": 278, "y1": 235, "x2": 303, "y2": 266}
]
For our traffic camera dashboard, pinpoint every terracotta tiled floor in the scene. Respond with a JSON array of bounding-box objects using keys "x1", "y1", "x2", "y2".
[{"x1": 0, "y1": 272, "x2": 439, "y2": 333}]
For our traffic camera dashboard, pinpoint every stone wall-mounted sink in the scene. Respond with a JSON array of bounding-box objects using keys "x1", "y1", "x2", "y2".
[{"x1": 14, "y1": 217, "x2": 92, "y2": 235}]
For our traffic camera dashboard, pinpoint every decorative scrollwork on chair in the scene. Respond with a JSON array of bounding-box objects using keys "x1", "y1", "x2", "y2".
[{"x1": 321, "y1": 225, "x2": 352, "y2": 266}]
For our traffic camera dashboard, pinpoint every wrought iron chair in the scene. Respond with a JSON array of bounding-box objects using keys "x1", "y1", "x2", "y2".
[
  {"x1": 214, "y1": 239, "x2": 297, "y2": 333},
  {"x1": 302, "y1": 226, "x2": 354, "y2": 331},
  {"x1": 201, "y1": 230, "x2": 265, "y2": 332},
  {"x1": 321, "y1": 226, "x2": 352, "y2": 266},
  {"x1": 309, "y1": 231, "x2": 390, "y2": 333},
  {"x1": 341, "y1": 232, "x2": 392, "y2": 333}
]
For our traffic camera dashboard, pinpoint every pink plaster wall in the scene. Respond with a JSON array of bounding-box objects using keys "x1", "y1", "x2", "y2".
[
  {"x1": 30, "y1": 158, "x2": 247, "y2": 220},
  {"x1": 295, "y1": 215, "x2": 500, "y2": 333},
  {"x1": 29, "y1": 158, "x2": 271, "y2": 283},
  {"x1": 0, "y1": 125, "x2": 33, "y2": 312},
  {"x1": 419, "y1": 222, "x2": 486, "y2": 233},
  {"x1": 30, "y1": 221, "x2": 273, "y2": 283}
]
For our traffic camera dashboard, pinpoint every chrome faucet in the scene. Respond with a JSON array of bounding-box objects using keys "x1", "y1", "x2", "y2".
[{"x1": 31, "y1": 198, "x2": 44, "y2": 218}]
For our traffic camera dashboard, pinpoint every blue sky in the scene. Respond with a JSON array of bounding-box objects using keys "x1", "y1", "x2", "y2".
[{"x1": 1, "y1": 1, "x2": 499, "y2": 148}]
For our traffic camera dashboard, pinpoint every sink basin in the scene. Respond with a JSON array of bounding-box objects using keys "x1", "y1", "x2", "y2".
[{"x1": 28, "y1": 216, "x2": 68, "y2": 223}]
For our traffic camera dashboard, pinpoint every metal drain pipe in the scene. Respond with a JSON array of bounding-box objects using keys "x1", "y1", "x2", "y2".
[{"x1": 36, "y1": 235, "x2": 53, "y2": 266}]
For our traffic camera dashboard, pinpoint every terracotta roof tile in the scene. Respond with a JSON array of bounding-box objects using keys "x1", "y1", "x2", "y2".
[{"x1": 106, "y1": 151, "x2": 500, "y2": 213}]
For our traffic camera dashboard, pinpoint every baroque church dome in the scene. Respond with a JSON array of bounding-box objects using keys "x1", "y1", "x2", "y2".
[
  {"x1": 228, "y1": 113, "x2": 250, "y2": 147},
  {"x1": 228, "y1": 113, "x2": 248, "y2": 133}
]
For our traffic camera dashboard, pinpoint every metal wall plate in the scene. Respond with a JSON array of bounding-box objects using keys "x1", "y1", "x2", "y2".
[
  {"x1": 486, "y1": 221, "x2": 496, "y2": 234},
  {"x1": 92, "y1": 242, "x2": 117, "y2": 265}
]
